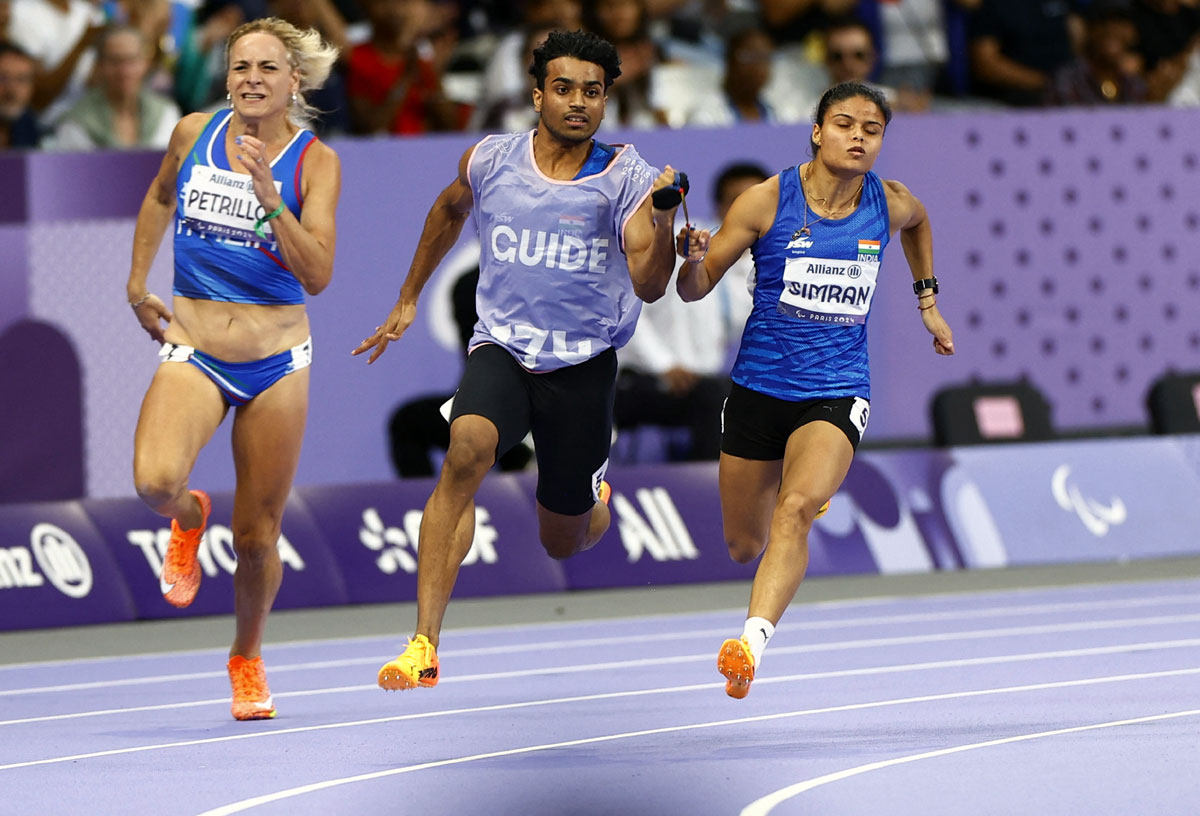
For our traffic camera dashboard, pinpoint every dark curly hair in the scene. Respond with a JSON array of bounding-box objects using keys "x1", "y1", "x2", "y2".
[{"x1": 529, "y1": 29, "x2": 622, "y2": 90}]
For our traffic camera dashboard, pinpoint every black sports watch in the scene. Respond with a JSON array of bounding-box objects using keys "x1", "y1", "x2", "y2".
[{"x1": 913, "y1": 277, "x2": 939, "y2": 296}]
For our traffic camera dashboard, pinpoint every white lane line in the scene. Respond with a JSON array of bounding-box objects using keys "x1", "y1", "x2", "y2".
[
  {"x1": 2, "y1": 639, "x2": 1198, "y2": 763},
  {"x1": 5, "y1": 611, "x2": 1200, "y2": 697},
  {"x1": 313, "y1": 594, "x2": 1200, "y2": 661},
  {"x1": 7, "y1": 636, "x2": 1200, "y2": 727},
  {"x1": 3, "y1": 590, "x2": 1196, "y2": 673},
  {"x1": 5, "y1": 635, "x2": 1200, "y2": 728},
  {"x1": 190, "y1": 669, "x2": 1200, "y2": 816},
  {"x1": 740, "y1": 709, "x2": 1200, "y2": 816},
  {"x1": 7, "y1": 637, "x2": 1200, "y2": 727}
]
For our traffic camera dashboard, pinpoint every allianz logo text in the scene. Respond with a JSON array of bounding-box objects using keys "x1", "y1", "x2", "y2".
[
  {"x1": 612, "y1": 487, "x2": 698, "y2": 562},
  {"x1": 127, "y1": 526, "x2": 307, "y2": 578},
  {"x1": 359, "y1": 506, "x2": 499, "y2": 575},
  {"x1": 0, "y1": 523, "x2": 93, "y2": 598}
]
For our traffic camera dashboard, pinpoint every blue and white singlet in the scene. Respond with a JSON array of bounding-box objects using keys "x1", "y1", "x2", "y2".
[
  {"x1": 732, "y1": 166, "x2": 890, "y2": 401},
  {"x1": 173, "y1": 109, "x2": 317, "y2": 305}
]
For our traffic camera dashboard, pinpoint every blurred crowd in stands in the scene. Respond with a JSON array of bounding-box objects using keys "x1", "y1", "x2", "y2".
[{"x1": 2, "y1": 0, "x2": 1200, "y2": 150}]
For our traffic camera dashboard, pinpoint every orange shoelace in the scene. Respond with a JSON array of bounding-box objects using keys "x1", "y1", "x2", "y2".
[
  {"x1": 166, "y1": 527, "x2": 200, "y2": 567},
  {"x1": 230, "y1": 659, "x2": 267, "y2": 700}
]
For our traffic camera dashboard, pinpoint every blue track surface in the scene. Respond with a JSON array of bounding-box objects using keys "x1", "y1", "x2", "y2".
[{"x1": 2, "y1": 577, "x2": 1199, "y2": 815}]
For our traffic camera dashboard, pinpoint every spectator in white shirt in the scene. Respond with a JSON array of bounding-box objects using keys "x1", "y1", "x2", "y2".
[
  {"x1": 9, "y1": 0, "x2": 105, "y2": 121},
  {"x1": 614, "y1": 161, "x2": 765, "y2": 461}
]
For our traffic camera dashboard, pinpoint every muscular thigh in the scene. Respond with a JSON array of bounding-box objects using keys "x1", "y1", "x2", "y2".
[
  {"x1": 450, "y1": 343, "x2": 533, "y2": 459},
  {"x1": 779, "y1": 420, "x2": 855, "y2": 502},
  {"x1": 135, "y1": 361, "x2": 228, "y2": 478},
  {"x1": 719, "y1": 453, "x2": 783, "y2": 546},
  {"x1": 530, "y1": 349, "x2": 617, "y2": 516},
  {"x1": 230, "y1": 366, "x2": 309, "y2": 527}
]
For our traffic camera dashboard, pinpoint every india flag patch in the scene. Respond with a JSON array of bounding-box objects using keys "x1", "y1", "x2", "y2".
[
  {"x1": 857, "y1": 239, "x2": 881, "y2": 263},
  {"x1": 559, "y1": 214, "x2": 587, "y2": 231}
]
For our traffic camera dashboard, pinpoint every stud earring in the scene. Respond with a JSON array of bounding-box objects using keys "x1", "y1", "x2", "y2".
[{"x1": 291, "y1": 92, "x2": 297, "y2": 106}]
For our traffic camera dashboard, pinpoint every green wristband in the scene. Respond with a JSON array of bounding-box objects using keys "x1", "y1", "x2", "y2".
[{"x1": 254, "y1": 202, "x2": 286, "y2": 239}]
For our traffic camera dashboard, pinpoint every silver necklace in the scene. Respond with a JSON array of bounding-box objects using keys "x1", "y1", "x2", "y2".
[{"x1": 798, "y1": 163, "x2": 864, "y2": 236}]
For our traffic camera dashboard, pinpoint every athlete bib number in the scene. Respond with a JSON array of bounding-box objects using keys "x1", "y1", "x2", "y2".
[
  {"x1": 778, "y1": 256, "x2": 879, "y2": 325},
  {"x1": 181, "y1": 166, "x2": 282, "y2": 243},
  {"x1": 489, "y1": 322, "x2": 594, "y2": 370}
]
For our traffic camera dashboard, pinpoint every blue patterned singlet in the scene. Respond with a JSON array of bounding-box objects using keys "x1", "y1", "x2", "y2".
[
  {"x1": 173, "y1": 109, "x2": 317, "y2": 305},
  {"x1": 732, "y1": 166, "x2": 890, "y2": 401}
]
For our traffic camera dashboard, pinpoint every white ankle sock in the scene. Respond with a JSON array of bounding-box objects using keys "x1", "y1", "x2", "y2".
[{"x1": 742, "y1": 617, "x2": 775, "y2": 666}]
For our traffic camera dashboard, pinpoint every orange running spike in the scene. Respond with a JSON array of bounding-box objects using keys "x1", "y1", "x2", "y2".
[
  {"x1": 160, "y1": 489, "x2": 211, "y2": 608},
  {"x1": 717, "y1": 637, "x2": 756, "y2": 699},
  {"x1": 227, "y1": 655, "x2": 276, "y2": 720}
]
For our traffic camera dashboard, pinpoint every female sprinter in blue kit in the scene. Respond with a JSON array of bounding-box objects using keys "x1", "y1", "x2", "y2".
[
  {"x1": 124, "y1": 17, "x2": 340, "y2": 720},
  {"x1": 675, "y1": 81, "x2": 955, "y2": 698}
]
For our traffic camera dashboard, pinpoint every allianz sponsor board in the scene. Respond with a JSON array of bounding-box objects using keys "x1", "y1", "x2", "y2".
[
  {"x1": 0, "y1": 523, "x2": 92, "y2": 598},
  {"x1": 0, "y1": 502, "x2": 136, "y2": 629}
]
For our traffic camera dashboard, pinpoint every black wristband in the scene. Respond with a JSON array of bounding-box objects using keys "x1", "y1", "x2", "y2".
[
  {"x1": 913, "y1": 276, "x2": 939, "y2": 296},
  {"x1": 651, "y1": 171, "x2": 689, "y2": 209}
]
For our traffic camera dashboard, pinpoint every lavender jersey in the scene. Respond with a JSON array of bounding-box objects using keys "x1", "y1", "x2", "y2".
[{"x1": 466, "y1": 130, "x2": 657, "y2": 371}]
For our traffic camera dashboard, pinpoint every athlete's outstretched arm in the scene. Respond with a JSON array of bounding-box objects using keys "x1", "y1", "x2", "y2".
[
  {"x1": 676, "y1": 175, "x2": 777, "y2": 302},
  {"x1": 623, "y1": 166, "x2": 684, "y2": 303},
  {"x1": 235, "y1": 134, "x2": 342, "y2": 296},
  {"x1": 127, "y1": 113, "x2": 209, "y2": 342},
  {"x1": 354, "y1": 145, "x2": 477, "y2": 364},
  {"x1": 886, "y1": 179, "x2": 954, "y2": 356}
]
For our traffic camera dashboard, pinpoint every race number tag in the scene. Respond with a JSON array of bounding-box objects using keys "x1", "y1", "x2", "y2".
[
  {"x1": 850, "y1": 397, "x2": 870, "y2": 436},
  {"x1": 181, "y1": 166, "x2": 282, "y2": 243},
  {"x1": 777, "y1": 255, "x2": 879, "y2": 325}
]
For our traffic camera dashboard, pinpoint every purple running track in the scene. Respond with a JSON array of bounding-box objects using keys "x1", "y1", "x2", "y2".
[{"x1": 1, "y1": 577, "x2": 1198, "y2": 816}]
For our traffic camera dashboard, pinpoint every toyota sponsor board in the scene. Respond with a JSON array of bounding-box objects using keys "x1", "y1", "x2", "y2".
[{"x1": 83, "y1": 492, "x2": 347, "y2": 618}]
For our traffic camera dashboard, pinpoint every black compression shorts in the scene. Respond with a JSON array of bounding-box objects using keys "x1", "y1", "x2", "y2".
[
  {"x1": 720, "y1": 382, "x2": 869, "y2": 460},
  {"x1": 450, "y1": 343, "x2": 617, "y2": 515}
]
